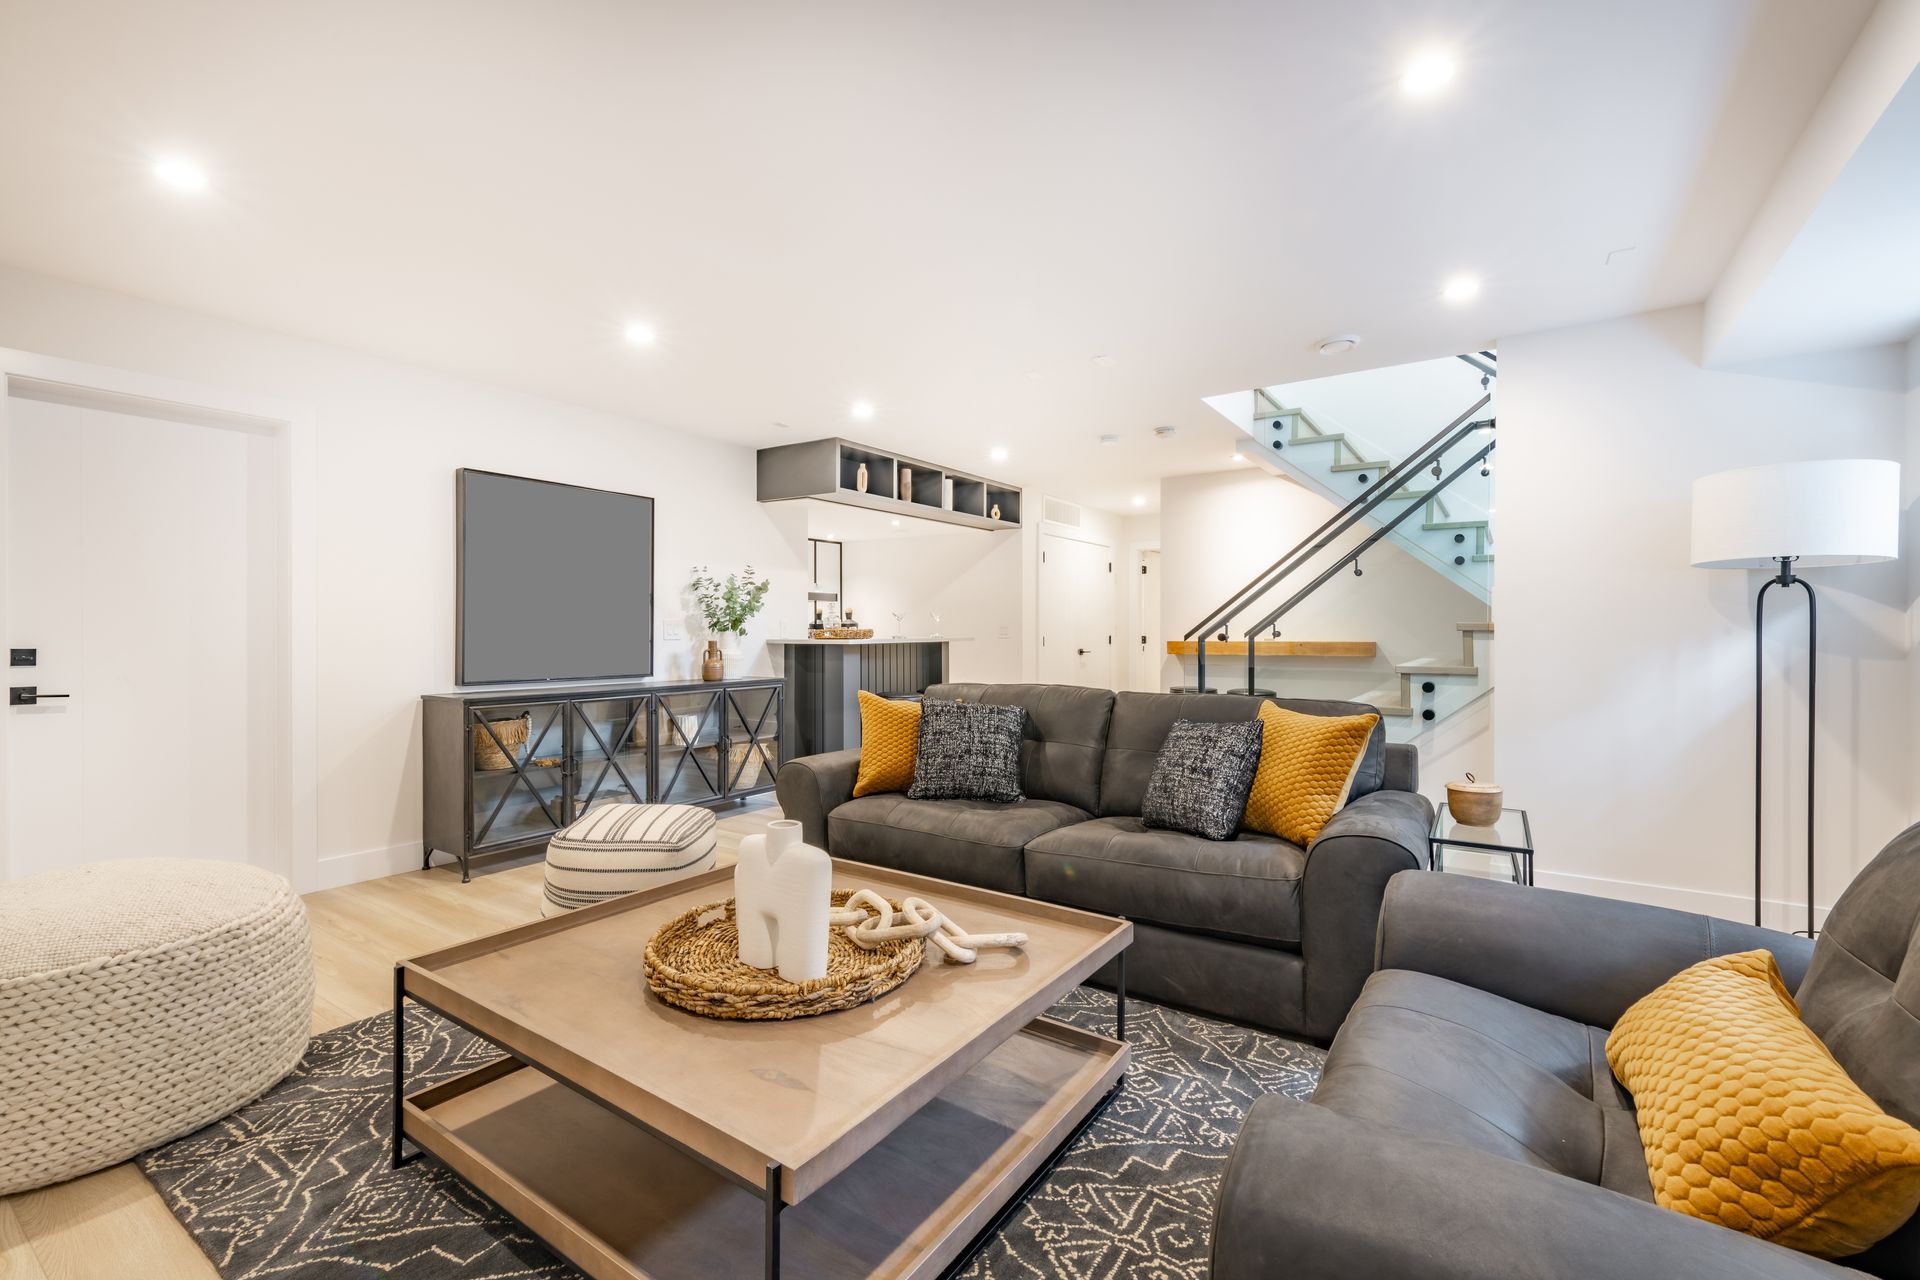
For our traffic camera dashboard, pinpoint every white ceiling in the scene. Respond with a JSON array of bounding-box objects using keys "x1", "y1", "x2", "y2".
[{"x1": 0, "y1": 0, "x2": 1873, "y2": 513}]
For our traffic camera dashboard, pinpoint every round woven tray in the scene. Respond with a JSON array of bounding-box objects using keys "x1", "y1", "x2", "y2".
[{"x1": 644, "y1": 890, "x2": 925, "y2": 1021}]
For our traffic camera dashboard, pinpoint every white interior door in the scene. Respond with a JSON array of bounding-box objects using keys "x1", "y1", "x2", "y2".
[
  {"x1": 3, "y1": 390, "x2": 288, "y2": 880},
  {"x1": 1132, "y1": 548, "x2": 1162, "y2": 692},
  {"x1": 1037, "y1": 533, "x2": 1113, "y2": 687}
]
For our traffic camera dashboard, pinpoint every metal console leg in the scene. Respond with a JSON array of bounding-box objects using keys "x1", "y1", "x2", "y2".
[
  {"x1": 764, "y1": 1161, "x2": 783, "y2": 1279},
  {"x1": 1115, "y1": 949, "x2": 1128, "y2": 1045},
  {"x1": 391, "y1": 965, "x2": 409, "y2": 1168}
]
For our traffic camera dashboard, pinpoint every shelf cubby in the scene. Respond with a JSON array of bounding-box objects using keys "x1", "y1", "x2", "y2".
[{"x1": 757, "y1": 438, "x2": 1023, "y2": 532}]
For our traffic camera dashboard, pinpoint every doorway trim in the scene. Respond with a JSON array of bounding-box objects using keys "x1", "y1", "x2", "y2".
[
  {"x1": 0, "y1": 348, "x2": 317, "y2": 888},
  {"x1": 1034, "y1": 526, "x2": 1117, "y2": 688},
  {"x1": 1128, "y1": 540, "x2": 1163, "y2": 693}
]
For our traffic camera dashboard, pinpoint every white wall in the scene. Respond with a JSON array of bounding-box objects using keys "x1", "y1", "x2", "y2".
[
  {"x1": 1497, "y1": 305, "x2": 1912, "y2": 927},
  {"x1": 833, "y1": 529, "x2": 1024, "y2": 682},
  {"x1": 0, "y1": 265, "x2": 806, "y2": 889}
]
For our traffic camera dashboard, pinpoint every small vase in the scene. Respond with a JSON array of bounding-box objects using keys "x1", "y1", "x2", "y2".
[
  {"x1": 990, "y1": 501, "x2": 1001, "y2": 521},
  {"x1": 717, "y1": 631, "x2": 743, "y2": 660},
  {"x1": 900, "y1": 466, "x2": 914, "y2": 502},
  {"x1": 855, "y1": 462, "x2": 868, "y2": 494},
  {"x1": 702, "y1": 640, "x2": 724, "y2": 682},
  {"x1": 735, "y1": 819, "x2": 831, "y2": 981}
]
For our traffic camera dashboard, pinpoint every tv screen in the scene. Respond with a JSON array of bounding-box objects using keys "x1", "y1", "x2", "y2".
[{"x1": 457, "y1": 469, "x2": 654, "y2": 684}]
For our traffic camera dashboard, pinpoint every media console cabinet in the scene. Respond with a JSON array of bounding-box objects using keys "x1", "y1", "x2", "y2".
[{"x1": 422, "y1": 677, "x2": 782, "y2": 881}]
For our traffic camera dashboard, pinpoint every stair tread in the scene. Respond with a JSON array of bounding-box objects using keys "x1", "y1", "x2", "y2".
[
  {"x1": 1356, "y1": 692, "x2": 1414, "y2": 717},
  {"x1": 1472, "y1": 553, "x2": 1495, "y2": 563},
  {"x1": 1456, "y1": 621, "x2": 1495, "y2": 632},
  {"x1": 1396, "y1": 662, "x2": 1478, "y2": 676},
  {"x1": 1329, "y1": 460, "x2": 1387, "y2": 472},
  {"x1": 1284, "y1": 432, "x2": 1345, "y2": 444},
  {"x1": 1422, "y1": 520, "x2": 1488, "y2": 531}
]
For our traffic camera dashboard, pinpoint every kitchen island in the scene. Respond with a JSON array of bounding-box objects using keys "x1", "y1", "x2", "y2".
[{"x1": 768, "y1": 637, "x2": 966, "y2": 757}]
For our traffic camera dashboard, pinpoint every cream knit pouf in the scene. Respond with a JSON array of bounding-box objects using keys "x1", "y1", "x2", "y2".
[{"x1": 0, "y1": 858, "x2": 315, "y2": 1195}]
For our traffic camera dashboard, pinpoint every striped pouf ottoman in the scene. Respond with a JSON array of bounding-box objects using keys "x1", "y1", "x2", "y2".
[{"x1": 542, "y1": 803, "x2": 718, "y2": 916}]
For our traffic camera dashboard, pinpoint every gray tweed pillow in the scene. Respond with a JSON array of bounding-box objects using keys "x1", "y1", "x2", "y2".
[
  {"x1": 908, "y1": 699, "x2": 1026, "y2": 803},
  {"x1": 1141, "y1": 719, "x2": 1264, "y2": 840}
]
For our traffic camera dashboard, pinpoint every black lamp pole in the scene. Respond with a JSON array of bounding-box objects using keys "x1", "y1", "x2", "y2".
[{"x1": 1754, "y1": 555, "x2": 1817, "y2": 937}]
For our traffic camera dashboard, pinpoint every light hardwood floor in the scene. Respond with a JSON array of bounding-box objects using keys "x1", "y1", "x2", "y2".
[{"x1": 0, "y1": 800, "x2": 785, "y2": 1280}]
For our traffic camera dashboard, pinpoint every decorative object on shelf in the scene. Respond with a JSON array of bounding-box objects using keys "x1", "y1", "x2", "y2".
[
  {"x1": 942, "y1": 476, "x2": 954, "y2": 509},
  {"x1": 471, "y1": 712, "x2": 531, "y2": 771},
  {"x1": 855, "y1": 461, "x2": 869, "y2": 493},
  {"x1": 734, "y1": 819, "x2": 830, "y2": 981},
  {"x1": 1690, "y1": 459, "x2": 1901, "y2": 934},
  {"x1": 530, "y1": 755, "x2": 563, "y2": 769},
  {"x1": 900, "y1": 465, "x2": 914, "y2": 501},
  {"x1": 812, "y1": 626, "x2": 875, "y2": 639},
  {"x1": 990, "y1": 501, "x2": 1001, "y2": 521},
  {"x1": 541, "y1": 803, "x2": 717, "y2": 917},
  {"x1": 689, "y1": 565, "x2": 770, "y2": 676},
  {"x1": 890, "y1": 611, "x2": 907, "y2": 638},
  {"x1": 644, "y1": 889, "x2": 924, "y2": 1020},
  {"x1": 829, "y1": 888, "x2": 1027, "y2": 965},
  {"x1": 1446, "y1": 773, "x2": 1503, "y2": 826},
  {"x1": 701, "y1": 639, "x2": 724, "y2": 682},
  {"x1": 727, "y1": 738, "x2": 777, "y2": 789}
]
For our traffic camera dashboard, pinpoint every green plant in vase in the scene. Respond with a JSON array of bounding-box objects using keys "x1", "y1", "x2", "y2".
[{"x1": 689, "y1": 566, "x2": 771, "y2": 674}]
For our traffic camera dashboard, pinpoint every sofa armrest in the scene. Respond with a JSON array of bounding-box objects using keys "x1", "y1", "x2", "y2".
[
  {"x1": 773, "y1": 750, "x2": 862, "y2": 848},
  {"x1": 1299, "y1": 787, "x2": 1432, "y2": 1041},
  {"x1": 1213, "y1": 1097, "x2": 1858, "y2": 1280},
  {"x1": 1382, "y1": 741, "x2": 1418, "y2": 793},
  {"x1": 1374, "y1": 872, "x2": 1817, "y2": 1029}
]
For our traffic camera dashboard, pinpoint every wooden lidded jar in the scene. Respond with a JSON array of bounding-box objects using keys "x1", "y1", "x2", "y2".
[{"x1": 1446, "y1": 775, "x2": 1503, "y2": 826}]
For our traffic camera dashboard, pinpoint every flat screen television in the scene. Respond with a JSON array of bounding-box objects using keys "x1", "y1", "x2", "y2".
[{"x1": 456, "y1": 469, "x2": 654, "y2": 685}]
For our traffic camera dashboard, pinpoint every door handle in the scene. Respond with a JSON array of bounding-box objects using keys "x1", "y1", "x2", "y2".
[
  {"x1": 9, "y1": 687, "x2": 71, "y2": 706},
  {"x1": 1075, "y1": 648, "x2": 1091, "y2": 656}
]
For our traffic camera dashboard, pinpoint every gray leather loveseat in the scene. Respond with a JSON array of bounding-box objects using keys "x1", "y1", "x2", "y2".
[
  {"x1": 1211, "y1": 825, "x2": 1920, "y2": 1279},
  {"x1": 775, "y1": 682, "x2": 1432, "y2": 1042}
]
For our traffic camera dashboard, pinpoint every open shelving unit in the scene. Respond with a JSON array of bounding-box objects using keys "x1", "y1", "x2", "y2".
[{"x1": 757, "y1": 437, "x2": 1022, "y2": 531}]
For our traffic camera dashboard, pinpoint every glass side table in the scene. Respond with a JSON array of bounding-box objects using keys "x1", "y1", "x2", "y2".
[{"x1": 1430, "y1": 804, "x2": 1534, "y2": 886}]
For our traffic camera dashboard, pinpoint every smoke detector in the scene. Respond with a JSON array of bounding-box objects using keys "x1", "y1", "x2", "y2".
[
  {"x1": 1153, "y1": 425, "x2": 1177, "y2": 439},
  {"x1": 1316, "y1": 334, "x2": 1361, "y2": 356}
]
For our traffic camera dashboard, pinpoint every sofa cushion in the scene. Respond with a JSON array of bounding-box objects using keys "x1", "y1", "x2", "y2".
[
  {"x1": 1025, "y1": 815, "x2": 1306, "y2": 948},
  {"x1": 925, "y1": 683, "x2": 1114, "y2": 813},
  {"x1": 1314, "y1": 969, "x2": 1651, "y2": 1199},
  {"x1": 1098, "y1": 692, "x2": 1387, "y2": 819},
  {"x1": 907, "y1": 699, "x2": 1025, "y2": 802},
  {"x1": 826, "y1": 794, "x2": 1089, "y2": 895},
  {"x1": 1141, "y1": 719, "x2": 1264, "y2": 841}
]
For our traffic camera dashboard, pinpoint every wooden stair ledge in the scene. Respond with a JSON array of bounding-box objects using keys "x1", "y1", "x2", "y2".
[{"x1": 1166, "y1": 640, "x2": 1376, "y2": 658}]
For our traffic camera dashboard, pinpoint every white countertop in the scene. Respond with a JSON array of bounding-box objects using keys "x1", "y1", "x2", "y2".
[{"x1": 766, "y1": 636, "x2": 970, "y2": 646}]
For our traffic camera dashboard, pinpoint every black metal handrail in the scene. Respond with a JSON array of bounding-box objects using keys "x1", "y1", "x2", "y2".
[
  {"x1": 1183, "y1": 395, "x2": 1491, "y2": 645},
  {"x1": 1243, "y1": 437, "x2": 1496, "y2": 641}
]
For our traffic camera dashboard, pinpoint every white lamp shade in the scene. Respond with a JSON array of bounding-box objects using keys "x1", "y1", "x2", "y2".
[{"x1": 1690, "y1": 459, "x2": 1900, "y2": 570}]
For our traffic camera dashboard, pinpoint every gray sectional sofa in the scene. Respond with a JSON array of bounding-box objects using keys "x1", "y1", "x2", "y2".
[
  {"x1": 1210, "y1": 826, "x2": 1920, "y2": 1279},
  {"x1": 775, "y1": 682, "x2": 1432, "y2": 1042}
]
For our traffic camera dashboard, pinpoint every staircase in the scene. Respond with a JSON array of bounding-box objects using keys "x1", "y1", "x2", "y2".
[{"x1": 1186, "y1": 352, "x2": 1497, "y2": 742}]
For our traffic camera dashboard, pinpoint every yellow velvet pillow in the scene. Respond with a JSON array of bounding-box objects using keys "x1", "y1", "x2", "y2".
[
  {"x1": 1607, "y1": 949, "x2": 1920, "y2": 1258},
  {"x1": 852, "y1": 690, "x2": 921, "y2": 797},
  {"x1": 1240, "y1": 702, "x2": 1379, "y2": 844}
]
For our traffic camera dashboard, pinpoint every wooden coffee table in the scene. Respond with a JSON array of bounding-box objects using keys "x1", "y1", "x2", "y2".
[{"x1": 392, "y1": 859, "x2": 1132, "y2": 1280}]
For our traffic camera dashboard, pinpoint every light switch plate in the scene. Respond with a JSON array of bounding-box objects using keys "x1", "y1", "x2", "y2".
[
  {"x1": 9, "y1": 648, "x2": 34, "y2": 667},
  {"x1": 996, "y1": 625, "x2": 1010, "y2": 639},
  {"x1": 662, "y1": 619, "x2": 685, "y2": 641}
]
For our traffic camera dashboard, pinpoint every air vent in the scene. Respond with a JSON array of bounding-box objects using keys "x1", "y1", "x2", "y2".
[{"x1": 1043, "y1": 496, "x2": 1083, "y2": 527}]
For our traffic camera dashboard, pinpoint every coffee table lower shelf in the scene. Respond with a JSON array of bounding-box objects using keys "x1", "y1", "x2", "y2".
[{"x1": 401, "y1": 1017, "x2": 1127, "y2": 1280}]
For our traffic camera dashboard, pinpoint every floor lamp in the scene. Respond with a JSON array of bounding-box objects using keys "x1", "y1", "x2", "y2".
[{"x1": 1690, "y1": 459, "x2": 1900, "y2": 936}]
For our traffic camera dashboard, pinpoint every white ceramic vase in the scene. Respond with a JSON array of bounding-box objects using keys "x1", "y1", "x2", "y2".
[
  {"x1": 734, "y1": 819, "x2": 830, "y2": 982},
  {"x1": 717, "y1": 630, "x2": 743, "y2": 659}
]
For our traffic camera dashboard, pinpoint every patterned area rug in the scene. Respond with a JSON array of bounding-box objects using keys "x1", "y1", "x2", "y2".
[{"x1": 139, "y1": 988, "x2": 1324, "y2": 1279}]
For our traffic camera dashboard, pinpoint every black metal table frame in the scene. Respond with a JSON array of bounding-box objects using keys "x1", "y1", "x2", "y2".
[
  {"x1": 1428, "y1": 803, "x2": 1534, "y2": 886},
  {"x1": 391, "y1": 949, "x2": 1128, "y2": 1279}
]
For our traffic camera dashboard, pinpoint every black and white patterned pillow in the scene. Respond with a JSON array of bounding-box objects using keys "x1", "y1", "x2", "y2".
[
  {"x1": 908, "y1": 699, "x2": 1026, "y2": 803},
  {"x1": 1141, "y1": 719, "x2": 1264, "y2": 840}
]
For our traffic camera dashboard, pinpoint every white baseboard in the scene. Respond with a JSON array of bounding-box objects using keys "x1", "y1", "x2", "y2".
[
  {"x1": 1532, "y1": 867, "x2": 1828, "y2": 934},
  {"x1": 305, "y1": 840, "x2": 426, "y2": 893}
]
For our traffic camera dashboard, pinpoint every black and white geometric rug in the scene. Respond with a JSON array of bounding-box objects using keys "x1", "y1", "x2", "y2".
[{"x1": 139, "y1": 988, "x2": 1324, "y2": 1279}]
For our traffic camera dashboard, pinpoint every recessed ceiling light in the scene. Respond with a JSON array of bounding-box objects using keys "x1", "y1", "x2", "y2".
[
  {"x1": 1098, "y1": 434, "x2": 1120, "y2": 446},
  {"x1": 1442, "y1": 274, "x2": 1481, "y2": 304},
  {"x1": 1131, "y1": 494, "x2": 1147, "y2": 508},
  {"x1": 623, "y1": 321, "x2": 657, "y2": 347},
  {"x1": 989, "y1": 446, "x2": 1009, "y2": 462},
  {"x1": 850, "y1": 399, "x2": 875, "y2": 421},
  {"x1": 890, "y1": 518, "x2": 901, "y2": 527},
  {"x1": 1091, "y1": 354, "x2": 1116, "y2": 367},
  {"x1": 151, "y1": 155, "x2": 208, "y2": 194},
  {"x1": 1401, "y1": 50, "x2": 1457, "y2": 98},
  {"x1": 1228, "y1": 453, "x2": 1244, "y2": 463},
  {"x1": 1317, "y1": 334, "x2": 1361, "y2": 356}
]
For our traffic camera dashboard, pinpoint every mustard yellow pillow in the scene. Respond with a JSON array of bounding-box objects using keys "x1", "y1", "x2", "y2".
[
  {"x1": 852, "y1": 690, "x2": 921, "y2": 797},
  {"x1": 1240, "y1": 702, "x2": 1378, "y2": 844},
  {"x1": 1607, "y1": 949, "x2": 1920, "y2": 1258}
]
